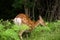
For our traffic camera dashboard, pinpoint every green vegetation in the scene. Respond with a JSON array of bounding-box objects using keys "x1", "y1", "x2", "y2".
[{"x1": 0, "y1": 19, "x2": 60, "y2": 40}]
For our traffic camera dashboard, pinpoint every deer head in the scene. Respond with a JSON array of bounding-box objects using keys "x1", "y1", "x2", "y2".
[{"x1": 38, "y1": 16, "x2": 46, "y2": 26}]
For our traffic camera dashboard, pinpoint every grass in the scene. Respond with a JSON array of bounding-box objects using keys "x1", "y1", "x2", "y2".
[
  {"x1": 24, "y1": 20, "x2": 60, "y2": 40},
  {"x1": 0, "y1": 19, "x2": 60, "y2": 40}
]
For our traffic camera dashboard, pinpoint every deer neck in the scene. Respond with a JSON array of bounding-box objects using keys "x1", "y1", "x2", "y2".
[{"x1": 34, "y1": 20, "x2": 40, "y2": 28}]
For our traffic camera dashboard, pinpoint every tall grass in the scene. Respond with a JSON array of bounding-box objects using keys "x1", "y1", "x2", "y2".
[{"x1": 0, "y1": 19, "x2": 60, "y2": 40}]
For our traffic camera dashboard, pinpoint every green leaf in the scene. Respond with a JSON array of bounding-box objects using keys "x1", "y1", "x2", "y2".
[
  {"x1": 2, "y1": 29, "x2": 20, "y2": 40},
  {"x1": 0, "y1": 24, "x2": 4, "y2": 30}
]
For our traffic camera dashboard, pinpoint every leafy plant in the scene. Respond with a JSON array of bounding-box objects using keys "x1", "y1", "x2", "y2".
[{"x1": 0, "y1": 20, "x2": 60, "y2": 40}]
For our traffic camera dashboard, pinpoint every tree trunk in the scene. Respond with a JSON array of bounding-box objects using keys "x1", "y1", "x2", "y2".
[
  {"x1": 32, "y1": 0, "x2": 37, "y2": 20},
  {"x1": 28, "y1": 8, "x2": 31, "y2": 18},
  {"x1": 50, "y1": 0, "x2": 58, "y2": 21},
  {"x1": 57, "y1": 0, "x2": 60, "y2": 20},
  {"x1": 32, "y1": 6, "x2": 35, "y2": 20},
  {"x1": 24, "y1": 0, "x2": 32, "y2": 17},
  {"x1": 24, "y1": 6, "x2": 29, "y2": 15}
]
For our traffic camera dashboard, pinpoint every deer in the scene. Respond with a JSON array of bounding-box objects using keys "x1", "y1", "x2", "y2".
[{"x1": 13, "y1": 13, "x2": 46, "y2": 40}]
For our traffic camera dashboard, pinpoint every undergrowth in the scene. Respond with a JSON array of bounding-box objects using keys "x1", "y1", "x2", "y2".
[{"x1": 0, "y1": 19, "x2": 60, "y2": 40}]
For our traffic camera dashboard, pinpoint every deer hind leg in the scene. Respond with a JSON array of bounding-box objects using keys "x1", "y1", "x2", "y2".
[{"x1": 19, "y1": 30, "x2": 26, "y2": 40}]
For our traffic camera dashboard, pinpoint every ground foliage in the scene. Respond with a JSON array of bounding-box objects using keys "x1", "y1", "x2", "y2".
[{"x1": 0, "y1": 19, "x2": 60, "y2": 40}]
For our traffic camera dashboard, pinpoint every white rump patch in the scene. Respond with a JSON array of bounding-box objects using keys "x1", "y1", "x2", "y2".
[{"x1": 13, "y1": 18, "x2": 22, "y2": 26}]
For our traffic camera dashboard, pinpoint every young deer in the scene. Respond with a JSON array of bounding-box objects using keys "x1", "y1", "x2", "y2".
[{"x1": 13, "y1": 13, "x2": 46, "y2": 40}]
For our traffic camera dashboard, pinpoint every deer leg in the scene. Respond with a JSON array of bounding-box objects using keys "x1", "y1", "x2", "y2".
[{"x1": 19, "y1": 30, "x2": 25, "y2": 40}]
